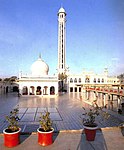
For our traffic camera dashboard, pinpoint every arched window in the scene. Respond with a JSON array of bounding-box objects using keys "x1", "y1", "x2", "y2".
[
  {"x1": 74, "y1": 78, "x2": 77, "y2": 83},
  {"x1": 79, "y1": 78, "x2": 81, "y2": 83},
  {"x1": 98, "y1": 78, "x2": 100, "y2": 83},
  {"x1": 94, "y1": 78, "x2": 96, "y2": 83},
  {"x1": 102, "y1": 78, "x2": 104, "y2": 83},
  {"x1": 85, "y1": 77, "x2": 90, "y2": 83},
  {"x1": 70, "y1": 78, "x2": 73, "y2": 83}
]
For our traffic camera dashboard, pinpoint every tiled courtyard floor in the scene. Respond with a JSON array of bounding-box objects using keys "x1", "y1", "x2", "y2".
[{"x1": 0, "y1": 92, "x2": 124, "y2": 133}]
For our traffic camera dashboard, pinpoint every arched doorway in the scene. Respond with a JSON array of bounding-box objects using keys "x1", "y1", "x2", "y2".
[
  {"x1": 50, "y1": 86, "x2": 55, "y2": 95},
  {"x1": 22, "y1": 86, "x2": 28, "y2": 95},
  {"x1": 13, "y1": 86, "x2": 18, "y2": 92},
  {"x1": 75, "y1": 87, "x2": 77, "y2": 92},
  {"x1": 6, "y1": 86, "x2": 8, "y2": 93},
  {"x1": 44, "y1": 86, "x2": 48, "y2": 95},
  {"x1": 36, "y1": 86, "x2": 41, "y2": 95},
  {"x1": 79, "y1": 87, "x2": 81, "y2": 92},
  {"x1": 30, "y1": 86, "x2": 35, "y2": 95},
  {"x1": 70, "y1": 87, "x2": 73, "y2": 92}
]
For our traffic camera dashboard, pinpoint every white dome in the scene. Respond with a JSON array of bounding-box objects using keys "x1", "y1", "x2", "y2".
[
  {"x1": 31, "y1": 56, "x2": 49, "y2": 76},
  {"x1": 58, "y1": 7, "x2": 66, "y2": 14}
]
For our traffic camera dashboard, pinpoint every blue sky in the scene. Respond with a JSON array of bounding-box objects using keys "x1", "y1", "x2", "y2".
[{"x1": 0, "y1": 0, "x2": 124, "y2": 77}]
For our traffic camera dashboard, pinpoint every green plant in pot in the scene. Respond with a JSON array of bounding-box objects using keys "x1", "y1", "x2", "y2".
[
  {"x1": 3, "y1": 108, "x2": 21, "y2": 147},
  {"x1": 37, "y1": 111, "x2": 54, "y2": 146},
  {"x1": 81, "y1": 101, "x2": 109, "y2": 141}
]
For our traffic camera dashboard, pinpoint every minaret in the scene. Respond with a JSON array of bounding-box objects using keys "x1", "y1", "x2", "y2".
[{"x1": 57, "y1": 7, "x2": 66, "y2": 74}]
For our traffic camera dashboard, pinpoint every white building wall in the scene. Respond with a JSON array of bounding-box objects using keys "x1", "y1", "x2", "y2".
[
  {"x1": 67, "y1": 70, "x2": 120, "y2": 93},
  {"x1": 19, "y1": 76, "x2": 58, "y2": 96}
]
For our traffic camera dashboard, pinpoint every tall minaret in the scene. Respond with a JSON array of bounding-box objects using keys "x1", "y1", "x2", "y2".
[{"x1": 57, "y1": 7, "x2": 66, "y2": 74}]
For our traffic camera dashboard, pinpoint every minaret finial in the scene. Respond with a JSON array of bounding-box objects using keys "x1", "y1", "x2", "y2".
[{"x1": 61, "y1": 3, "x2": 63, "y2": 8}]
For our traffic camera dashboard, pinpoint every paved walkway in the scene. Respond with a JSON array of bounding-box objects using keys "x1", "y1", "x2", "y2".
[
  {"x1": 0, "y1": 127, "x2": 124, "y2": 150},
  {"x1": 0, "y1": 93, "x2": 124, "y2": 149}
]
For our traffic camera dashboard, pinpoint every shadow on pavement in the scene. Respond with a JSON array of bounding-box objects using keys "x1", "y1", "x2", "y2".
[
  {"x1": 20, "y1": 133, "x2": 32, "y2": 144},
  {"x1": 77, "y1": 130, "x2": 108, "y2": 150},
  {"x1": 53, "y1": 131, "x2": 60, "y2": 144}
]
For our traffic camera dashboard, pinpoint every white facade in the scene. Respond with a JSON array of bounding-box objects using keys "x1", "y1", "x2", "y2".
[
  {"x1": 57, "y1": 7, "x2": 66, "y2": 74},
  {"x1": 19, "y1": 76, "x2": 58, "y2": 96},
  {"x1": 67, "y1": 69, "x2": 120, "y2": 93},
  {"x1": 19, "y1": 56, "x2": 58, "y2": 96}
]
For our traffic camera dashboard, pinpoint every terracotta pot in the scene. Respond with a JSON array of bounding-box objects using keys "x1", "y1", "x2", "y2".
[
  {"x1": 83, "y1": 125, "x2": 97, "y2": 141},
  {"x1": 37, "y1": 128, "x2": 54, "y2": 146},
  {"x1": 3, "y1": 128, "x2": 21, "y2": 147}
]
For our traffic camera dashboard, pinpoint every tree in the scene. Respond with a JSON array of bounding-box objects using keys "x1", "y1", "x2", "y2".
[
  {"x1": 3, "y1": 76, "x2": 17, "y2": 82},
  {"x1": 10, "y1": 76, "x2": 17, "y2": 82},
  {"x1": 3, "y1": 78, "x2": 10, "y2": 82},
  {"x1": 117, "y1": 73, "x2": 124, "y2": 79},
  {"x1": 58, "y1": 73, "x2": 67, "y2": 92}
]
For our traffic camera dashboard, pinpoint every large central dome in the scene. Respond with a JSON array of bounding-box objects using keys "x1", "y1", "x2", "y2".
[{"x1": 31, "y1": 55, "x2": 49, "y2": 76}]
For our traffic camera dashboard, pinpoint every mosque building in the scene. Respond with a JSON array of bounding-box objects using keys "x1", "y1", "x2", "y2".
[
  {"x1": 57, "y1": 7, "x2": 119, "y2": 93},
  {"x1": 18, "y1": 7, "x2": 119, "y2": 96},
  {"x1": 18, "y1": 55, "x2": 58, "y2": 96},
  {"x1": 18, "y1": 7, "x2": 68, "y2": 97}
]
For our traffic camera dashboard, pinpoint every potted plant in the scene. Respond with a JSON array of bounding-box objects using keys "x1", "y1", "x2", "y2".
[
  {"x1": 3, "y1": 108, "x2": 21, "y2": 147},
  {"x1": 81, "y1": 101, "x2": 109, "y2": 141},
  {"x1": 37, "y1": 111, "x2": 54, "y2": 146}
]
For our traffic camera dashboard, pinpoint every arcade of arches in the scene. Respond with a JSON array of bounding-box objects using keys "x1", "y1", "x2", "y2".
[{"x1": 22, "y1": 86, "x2": 55, "y2": 95}]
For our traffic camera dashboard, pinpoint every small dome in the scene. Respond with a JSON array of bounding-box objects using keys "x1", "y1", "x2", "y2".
[
  {"x1": 58, "y1": 7, "x2": 66, "y2": 14},
  {"x1": 31, "y1": 56, "x2": 49, "y2": 76}
]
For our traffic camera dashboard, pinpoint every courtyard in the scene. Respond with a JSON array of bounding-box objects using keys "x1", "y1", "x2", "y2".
[{"x1": 0, "y1": 92, "x2": 124, "y2": 133}]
